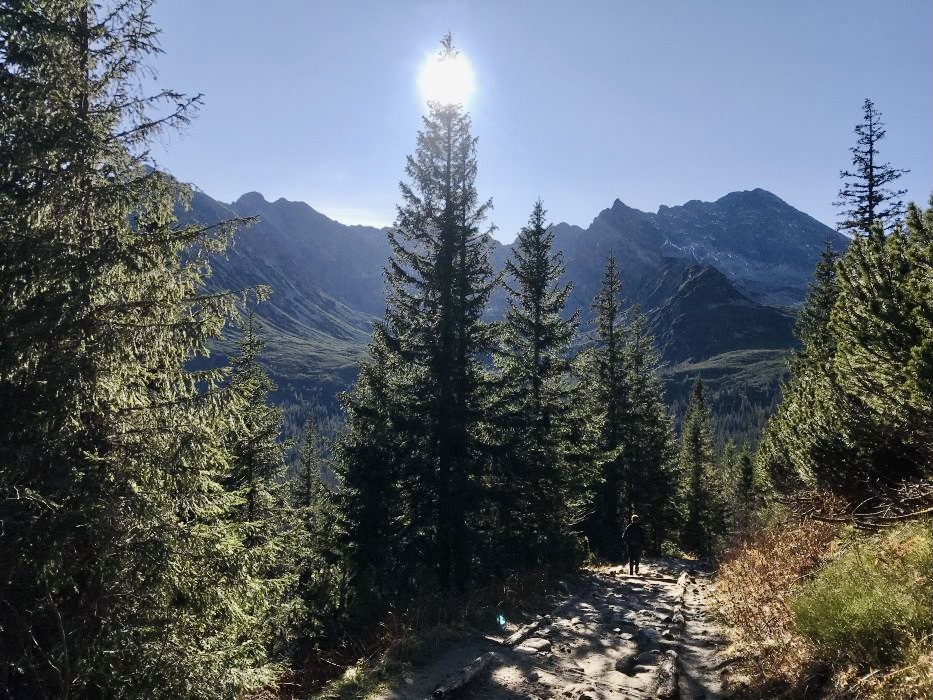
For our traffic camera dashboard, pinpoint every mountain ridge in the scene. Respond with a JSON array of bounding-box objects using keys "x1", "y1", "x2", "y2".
[
  {"x1": 562, "y1": 188, "x2": 847, "y2": 307},
  {"x1": 179, "y1": 183, "x2": 837, "y2": 437}
]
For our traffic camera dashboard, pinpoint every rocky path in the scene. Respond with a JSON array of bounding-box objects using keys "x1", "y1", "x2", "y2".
[{"x1": 375, "y1": 558, "x2": 729, "y2": 700}]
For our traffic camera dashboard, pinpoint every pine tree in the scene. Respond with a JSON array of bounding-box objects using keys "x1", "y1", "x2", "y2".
[
  {"x1": 831, "y1": 202, "x2": 933, "y2": 483},
  {"x1": 225, "y1": 311, "x2": 297, "y2": 656},
  {"x1": 291, "y1": 419, "x2": 342, "y2": 639},
  {"x1": 733, "y1": 443, "x2": 766, "y2": 532},
  {"x1": 678, "y1": 379, "x2": 718, "y2": 556},
  {"x1": 759, "y1": 199, "x2": 933, "y2": 501},
  {"x1": 618, "y1": 308, "x2": 678, "y2": 552},
  {"x1": 901, "y1": 201, "x2": 933, "y2": 454},
  {"x1": 580, "y1": 254, "x2": 630, "y2": 559},
  {"x1": 794, "y1": 240, "x2": 841, "y2": 365},
  {"x1": 579, "y1": 283, "x2": 677, "y2": 558},
  {"x1": 339, "y1": 34, "x2": 495, "y2": 599},
  {"x1": 757, "y1": 240, "x2": 858, "y2": 491},
  {"x1": 493, "y1": 199, "x2": 580, "y2": 570},
  {"x1": 227, "y1": 311, "x2": 288, "y2": 528},
  {"x1": 0, "y1": 2, "x2": 281, "y2": 694},
  {"x1": 835, "y1": 98, "x2": 909, "y2": 235},
  {"x1": 337, "y1": 342, "x2": 405, "y2": 616}
]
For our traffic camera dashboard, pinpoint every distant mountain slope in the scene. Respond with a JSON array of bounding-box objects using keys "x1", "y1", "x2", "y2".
[
  {"x1": 645, "y1": 264, "x2": 796, "y2": 364},
  {"x1": 662, "y1": 348, "x2": 791, "y2": 446},
  {"x1": 182, "y1": 189, "x2": 389, "y2": 406},
  {"x1": 190, "y1": 190, "x2": 390, "y2": 319},
  {"x1": 179, "y1": 185, "x2": 830, "y2": 436}
]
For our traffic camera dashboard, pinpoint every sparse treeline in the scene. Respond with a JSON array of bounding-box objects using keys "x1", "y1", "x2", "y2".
[{"x1": 0, "y1": 7, "x2": 750, "y2": 697}]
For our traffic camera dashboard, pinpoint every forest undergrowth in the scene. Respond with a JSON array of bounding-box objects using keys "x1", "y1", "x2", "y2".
[{"x1": 715, "y1": 497, "x2": 932, "y2": 699}]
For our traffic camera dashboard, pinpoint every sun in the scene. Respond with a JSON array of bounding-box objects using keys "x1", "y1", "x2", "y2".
[{"x1": 418, "y1": 44, "x2": 476, "y2": 107}]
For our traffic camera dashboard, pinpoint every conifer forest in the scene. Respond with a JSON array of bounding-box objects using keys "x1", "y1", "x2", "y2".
[{"x1": 1, "y1": 2, "x2": 931, "y2": 698}]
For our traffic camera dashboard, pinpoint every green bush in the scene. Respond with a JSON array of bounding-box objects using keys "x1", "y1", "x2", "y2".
[{"x1": 792, "y1": 521, "x2": 932, "y2": 667}]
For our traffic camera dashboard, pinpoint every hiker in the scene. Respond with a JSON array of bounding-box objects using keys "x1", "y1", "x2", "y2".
[{"x1": 622, "y1": 514, "x2": 646, "y2": 575}]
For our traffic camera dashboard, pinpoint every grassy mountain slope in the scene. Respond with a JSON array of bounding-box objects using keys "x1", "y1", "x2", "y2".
[{"x1": 663, "y1": 348, "x2": 790, "y2": 446}]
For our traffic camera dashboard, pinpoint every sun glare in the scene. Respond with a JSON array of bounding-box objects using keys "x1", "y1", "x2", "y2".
[{"x1": 418, "y1": 50, "x2": 476, "y2": 107}]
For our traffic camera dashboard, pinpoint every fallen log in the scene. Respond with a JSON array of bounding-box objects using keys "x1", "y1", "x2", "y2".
[
  {"x1": 650, "y1": 571, "x2": 690, "y2": 697},
  {"x1": 654, "y1": 650, "x2": 679, "y2": 699},
  {"x1": 503, "y1": 618, "x2": 545, "y2": 647},
  {"x1": 501, "y1": 591, "x2": 583, "y2": 647},
  {"x1": 429, "y1": 651, "x2": 498, "y2": 699}
]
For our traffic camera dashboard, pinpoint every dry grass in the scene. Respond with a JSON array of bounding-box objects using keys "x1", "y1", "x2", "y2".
[
  {"x1": 852, "y1": 635, "x2": 933, "y2": 699},
  {"x1": 713, "y1": 507, "x2": 841, "y2": 690},
  {"x1": 714, "y1": 498, "x2": 933, "y2": 700}
]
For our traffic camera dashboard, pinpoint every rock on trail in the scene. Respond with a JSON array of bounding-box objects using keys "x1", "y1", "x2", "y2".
[{"x1": 374, "y1": 558, "x2": 729, "y2": 700}]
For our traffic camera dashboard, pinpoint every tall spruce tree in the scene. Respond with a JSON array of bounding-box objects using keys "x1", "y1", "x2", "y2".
[
  {"x1": 743, "y1": 110, "x2": 928, "y2": 507},
  {"x1": 620, "y1": 309, "x2": 678, "y2": 552},
  {"x1": 225, "y1": 311, "x2": 297, "y2": 656},
  {"x1": 337, "y1": 342, "x2": 405, "y2": 617},
  {"x1": 227, "y1": 311, "x2": 288, "y2": 527},
  {"x1": 580, "y1": 254, "x2": 630, "y2": 559},
  {"x1": 835, "y1": 98, "x2": 909, "y2": 235},
  {"x1": 678, "y1": 379, "x2": 719, "y2": 556},
  {"x1": 291, "y1": 419, "x2": 342, "y2": 640},
  {"x1": 339, "y1": 34, "x2": 495, "y2": 599},
  {"x1": 0, "y1": 2, "x2": 281, "y2": 695},
  {"x1": 493, "y1": 200, "x2": 579, "y2": 570}
]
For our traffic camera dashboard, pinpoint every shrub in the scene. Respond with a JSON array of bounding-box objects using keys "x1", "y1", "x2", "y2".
[{"x1": 792, "y1": 521, "x2": 932, "y2": 669}]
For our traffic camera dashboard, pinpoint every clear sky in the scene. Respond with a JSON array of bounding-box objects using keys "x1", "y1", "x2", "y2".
[{"x1": 149, "y1": 0, "x2": 932, "y2": 243}]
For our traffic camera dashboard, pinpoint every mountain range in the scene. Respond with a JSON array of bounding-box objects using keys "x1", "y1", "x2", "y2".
[{"x1": 183, "y1": 185, "x2": 848, "y2": 441}]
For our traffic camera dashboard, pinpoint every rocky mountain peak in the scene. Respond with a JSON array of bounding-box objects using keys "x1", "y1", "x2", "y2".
[{"x1": 233, "y1": 191, "x2": 268, "y2": 208}]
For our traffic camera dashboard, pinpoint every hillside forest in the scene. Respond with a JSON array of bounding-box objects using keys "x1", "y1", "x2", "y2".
[{"x1": 1, "y1": 4, "x2": 931, "y2": 699}]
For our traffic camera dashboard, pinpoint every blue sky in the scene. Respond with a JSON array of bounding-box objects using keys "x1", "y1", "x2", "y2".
[{"x1": 149, "y1": 0, "x2": 932, "y2": 243}]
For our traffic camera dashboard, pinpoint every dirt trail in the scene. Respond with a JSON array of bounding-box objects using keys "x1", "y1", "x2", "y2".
[{"x1": 375, "y1": 558, "x2": 730, "y2": 700}]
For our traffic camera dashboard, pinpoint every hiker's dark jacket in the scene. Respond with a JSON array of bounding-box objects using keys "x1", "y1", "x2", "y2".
[{"x1": 622, "y1": 522, "x2": 646, "y2": 549}]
